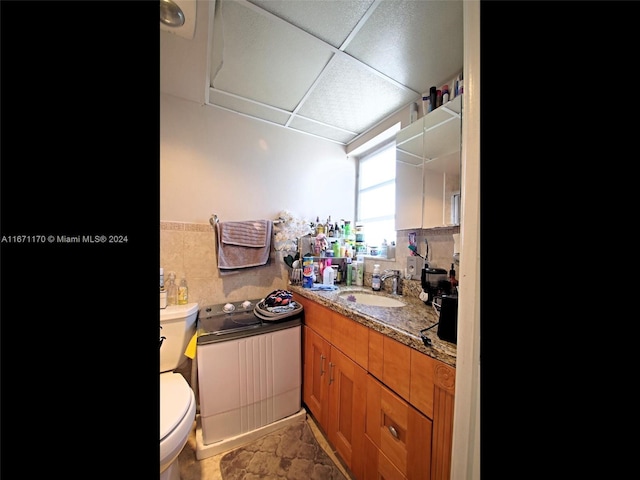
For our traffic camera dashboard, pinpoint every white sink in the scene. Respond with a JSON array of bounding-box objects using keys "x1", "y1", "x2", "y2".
[{"x1": 339, "y1": 292, "x2": 406, "y2": 308}]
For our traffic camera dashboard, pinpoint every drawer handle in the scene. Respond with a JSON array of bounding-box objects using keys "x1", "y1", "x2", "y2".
[{"x1": 388, "y1": 425, "x2": 398, "y2": 439}]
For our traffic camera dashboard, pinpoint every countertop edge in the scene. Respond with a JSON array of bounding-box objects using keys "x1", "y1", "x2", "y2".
[{"x1": 290, "y1": 285, "x2": 457, "y2": 368}]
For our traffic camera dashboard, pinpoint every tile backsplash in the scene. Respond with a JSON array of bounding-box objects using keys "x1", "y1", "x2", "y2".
[{"x1": 160, "y1": 221, "x2": 460, "y2": 307}]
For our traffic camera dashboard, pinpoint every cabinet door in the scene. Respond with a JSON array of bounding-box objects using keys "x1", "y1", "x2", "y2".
[
  {"x1": 366, "y1": 374, "x2": 432, "y2": 480},
  {"x1": 421, "y1": 167, "x2": 445, "y2": 229},
  {"x1": 411, "y1": 350, "x2": 456, "y2": 480},
  {"x1": 303, "y1": 326, "x2": 330, "y2": 431},
  {"x1": 328, "y1": 346, "x2": 367, "y2": 480},
  {"x1": 395, "y1": 156, "x2": 424, "y2": 230}
]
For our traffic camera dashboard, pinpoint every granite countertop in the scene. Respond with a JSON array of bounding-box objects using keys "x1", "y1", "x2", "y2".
[{"x1": 289, "y1": 284, "x2": 457, "y2": 368}]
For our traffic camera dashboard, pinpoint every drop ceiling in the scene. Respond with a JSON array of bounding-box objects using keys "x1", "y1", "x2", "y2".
[{"x1": 161, "y1": 0, "x2": 463, "y2": 146}]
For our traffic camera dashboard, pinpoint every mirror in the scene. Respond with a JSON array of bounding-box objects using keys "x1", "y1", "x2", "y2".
[{"x1": 395, "y1": 95, "x2": 462, "y2": 230}]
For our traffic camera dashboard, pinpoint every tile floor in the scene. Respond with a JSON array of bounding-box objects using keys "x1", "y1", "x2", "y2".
[{"x1": 178, "y1": 409, "x2": 354, "y2": 480}]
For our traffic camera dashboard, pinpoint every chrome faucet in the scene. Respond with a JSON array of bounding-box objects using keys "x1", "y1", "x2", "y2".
[{"x1": 380, "y1": 269, "x2": 401, "y2": 295}]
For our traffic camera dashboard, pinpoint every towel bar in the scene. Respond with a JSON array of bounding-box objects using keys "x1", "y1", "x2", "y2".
[{"x1": 210, "y1": 214, "x2": 284, "y2": 228}]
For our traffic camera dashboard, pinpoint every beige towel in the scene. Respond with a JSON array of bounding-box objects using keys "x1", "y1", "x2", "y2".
[
  {"x1": 216, "y1": 220, "x2": 273, "y2": 274},
  {"x1": 221, "y1": 220, "x2": 268, "y2": 247}
]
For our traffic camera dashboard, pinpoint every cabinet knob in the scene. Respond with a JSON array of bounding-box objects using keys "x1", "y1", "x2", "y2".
[{"x1": 388, "y1": 425, "x2": 398, "y2": 439}]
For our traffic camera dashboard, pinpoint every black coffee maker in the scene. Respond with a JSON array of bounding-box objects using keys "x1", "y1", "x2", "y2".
[
  {"x1": 420, "y1": 267, "x2": 450, "y2": 306},
  {"x1": 433, "y1": 294, "x2": 458, "y2": 344}
]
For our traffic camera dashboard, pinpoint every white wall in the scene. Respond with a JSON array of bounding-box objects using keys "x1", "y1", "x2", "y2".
[{"x1": 160, "y1": 93, "x2": 355, "y2": 225}]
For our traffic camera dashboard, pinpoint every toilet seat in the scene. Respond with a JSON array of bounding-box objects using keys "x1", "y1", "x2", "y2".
[{"x1": 160, "y1": 372, "x2": 196, "y2": 473}]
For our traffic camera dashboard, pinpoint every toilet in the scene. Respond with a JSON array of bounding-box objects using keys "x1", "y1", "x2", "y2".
[{"x1": 160, "y1": 303, "x2": 199, "y2": 480}]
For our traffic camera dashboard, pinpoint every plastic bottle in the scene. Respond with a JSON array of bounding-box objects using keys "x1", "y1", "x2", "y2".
[
  {"x1": 442, "y1": 85, "x2": 450, "y2": 104},
  {"x1": 332, "y1": 239, "x2": 340, "y2": 258},
  {"x1": 429, "y1": 86, "x2": 437, "y2": 112},
  {"x1": 322, "y1": 264, "x2": 335, "y2": 285},
  {"x1": 160, "y1": 268, "x2": 167, "y2": 308},
  {"x1": 178, "y1": 278, "x2": 189, "y2": 305},
  {"x1": 422, "y1": 92, "x2": 430, "y2": 114},
  {"x1": 372, "y1": 264, "x2": 381, "y2": 291},
  {"x1": 345, "y1": 258, "x2": 352, "y2": 286},
  {"x1": 355, "y1": 255, "x2": 364, "y2": 286},
  {"x1": 345, "y1": 221, "x2": 356, "y2": 251},
  {"x1": 355, "y1": 224, "x2": 366, "y2": 254},
  {"x1": 410, "y1": 102, "x2": 418, "y2": 123},
  {"x1": 166, "y1": 272, "x2": 178, "y2": 306},
  {"x1": 449, "y1": 263, "x2": 458, "y2": 291}
]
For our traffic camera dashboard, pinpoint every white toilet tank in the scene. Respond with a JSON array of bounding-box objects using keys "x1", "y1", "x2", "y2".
[{"x1": 160, "y1": 303, "x2": 198, "y2": 373}]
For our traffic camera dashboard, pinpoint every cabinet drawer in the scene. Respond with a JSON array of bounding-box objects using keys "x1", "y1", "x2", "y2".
[
  {"x1": 331, "y1": 311, "x2": 369, "y2": 370},
  {"x1": 364, "y1": 434, "x2": 408, "y2": 480},
  {"x1": 368, "y1": 330, "x2": 411, "y2": 401},
  {"x1": 294, "y1": 294, "x2": 332, "y2": 340},
  {"x1": 366, "y1": 374, "x2": 431, "y2": 480}
]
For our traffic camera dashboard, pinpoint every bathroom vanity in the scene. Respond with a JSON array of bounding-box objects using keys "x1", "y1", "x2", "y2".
[{"x1": 291, "y1": 286, "x2": 456, "y2": 480}]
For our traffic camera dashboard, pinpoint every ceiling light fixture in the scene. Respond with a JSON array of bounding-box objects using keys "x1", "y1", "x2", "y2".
[{"x1": 160, "y1": 0, "x2": 185, "y2": 28}]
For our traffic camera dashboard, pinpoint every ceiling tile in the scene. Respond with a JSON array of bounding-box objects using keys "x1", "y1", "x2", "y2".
[
  {"x1": 296, "y1": 53, "x2": 416, "y2": 133},
  {"x1": 211, "y1": 0, "x2": 333, "y2": 110},
  {"x1": 247, "y1": 0, "x2": 376, "y2": 48},
  {"x1": 345, "y1": 0, "x2": 464, "y2": 92},
  {"x1": 199, "y1": 0, "x2": 464, "y2": 146}
]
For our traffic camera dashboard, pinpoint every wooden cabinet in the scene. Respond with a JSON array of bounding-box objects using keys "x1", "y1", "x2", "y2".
[
  {"x1": 296, "y1": 294, "x2": 455, "y2": 480},
  {"x1": 298, "y1": 295, "x2": 367, "y2": 479}
]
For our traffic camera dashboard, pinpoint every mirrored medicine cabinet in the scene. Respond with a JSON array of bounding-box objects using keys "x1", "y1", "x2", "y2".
[{"x1": 395, "y1": 94, "x2": 462, "y2": 230}]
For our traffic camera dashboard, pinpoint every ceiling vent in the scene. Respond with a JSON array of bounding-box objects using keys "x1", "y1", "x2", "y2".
[{"x1": 160, "y1": 0, "x2": 197, "y2": 40}]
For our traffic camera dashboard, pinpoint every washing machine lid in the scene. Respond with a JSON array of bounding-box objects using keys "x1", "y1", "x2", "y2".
[{"x1": 160, "y1": 373, "x2": 193, "y2": 441}]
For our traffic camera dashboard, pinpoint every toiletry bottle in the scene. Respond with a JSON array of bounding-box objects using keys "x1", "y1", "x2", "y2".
[
  {"x1": 429, "y1": 86, "x2": 437, "y2": 112},
  {"x1": 178, "y1": 278, "x2": 189, "y2": 305},
  {"x1": 356, "y1": 258, "x2": 364, "y2": 286},
  {"x1": 372, "y1": 264, "x2": 381, "y2": 291},
  {"x1": 332, "y1": 240, "x2": 340, "y2": 258},
  {"x1": 160, "y1": 268, "x2": 167, "y2": 309},
  {"x1": 166, "y1": 272, "x2": 178, "y2": 306},
  {"x1": 422, "y1": 92, "x2": 430, "y2": 114},
  {"x1": 410, "y1": 102, "x2": 418, "y2": 123},
  {"x1": 442, "y1": 84, "x2": 450, "y2": 104},
  {"x1": 345, "y1": 258, "x2": 352, "y2": 286},
  {"x1": 322, "y1": 263, "x2": 335, "y2": 285},
  {"x1": 449, "y1": 263, "x2": 458, "y2": 291},
  {"x1": 355, "y1": 224, "x2": 365, "y2": 254}
]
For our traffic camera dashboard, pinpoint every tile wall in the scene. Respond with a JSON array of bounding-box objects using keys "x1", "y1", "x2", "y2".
[{"x1": 160, "y1": 221, "x2": 460, "y2": 307}]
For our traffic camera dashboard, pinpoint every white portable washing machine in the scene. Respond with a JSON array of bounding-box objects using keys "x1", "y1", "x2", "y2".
[{"x1": 193, "y1": 298, "x2": 305, "y2": 459}]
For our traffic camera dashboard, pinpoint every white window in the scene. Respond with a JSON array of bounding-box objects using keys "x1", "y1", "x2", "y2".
[{"x1": 356, "y1": 138, "x2": 396, "y2": 249}]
